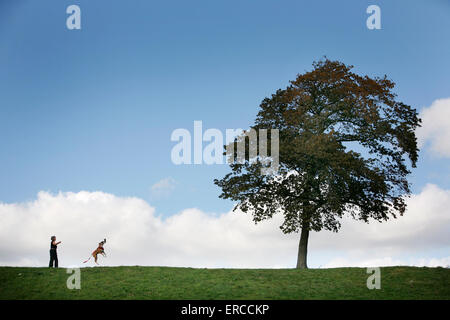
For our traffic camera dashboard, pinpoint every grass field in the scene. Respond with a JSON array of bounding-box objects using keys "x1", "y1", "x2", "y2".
[{"x1": 0, "y1": 266, "x2": 449, "y2": 300}]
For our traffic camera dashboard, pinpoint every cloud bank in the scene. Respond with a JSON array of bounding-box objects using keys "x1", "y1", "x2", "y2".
[
  {"x1": 417, "y1": 97, "x2": 450, "y2": 157},
  {"x1": 0, "y1": 184, "x2": 449, "y2": 268}
]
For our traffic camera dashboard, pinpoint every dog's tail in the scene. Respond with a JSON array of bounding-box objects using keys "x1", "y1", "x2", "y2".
[{"x1": 83, "y1": 256, "x2": 91, "y2": 264}]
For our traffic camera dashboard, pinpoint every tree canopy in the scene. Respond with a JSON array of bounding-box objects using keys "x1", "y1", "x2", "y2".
[{"x1": 214, "y1": 58, "x2": 421, "y2": 268}]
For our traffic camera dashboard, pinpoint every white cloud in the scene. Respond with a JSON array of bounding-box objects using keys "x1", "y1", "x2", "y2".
[
  {"x1": 417, "y1": 97, "x2": 450, "y2": 157},
  {"x1": 150, "y1": 177, "x2": 176, "y2": 199},
  {"x1": 0, "y1": 184, "x2": 449, "y2": 268}
]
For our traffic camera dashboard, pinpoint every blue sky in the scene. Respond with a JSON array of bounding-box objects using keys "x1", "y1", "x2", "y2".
[{"x1": 1, "y1": 0, "x2": 449, "y2": 218}]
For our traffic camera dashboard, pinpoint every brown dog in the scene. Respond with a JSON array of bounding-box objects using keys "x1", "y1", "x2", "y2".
[{"x1": 83, "y1": 239, "x2": 107, "y2": 264}]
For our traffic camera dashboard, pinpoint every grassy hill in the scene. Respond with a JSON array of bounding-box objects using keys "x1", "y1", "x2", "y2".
[{"x1": 0, "y1": 266, "x2": 449, "y2": 299}]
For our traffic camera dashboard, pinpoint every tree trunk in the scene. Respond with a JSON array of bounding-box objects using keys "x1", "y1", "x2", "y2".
[{"x1": 296, "y1": 226, "x2": 309, "y2": 269}]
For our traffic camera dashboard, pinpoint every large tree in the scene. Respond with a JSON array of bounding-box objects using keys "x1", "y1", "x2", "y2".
[{"x1": 214, "y1": 59, "x2": 421, "y2": 269}]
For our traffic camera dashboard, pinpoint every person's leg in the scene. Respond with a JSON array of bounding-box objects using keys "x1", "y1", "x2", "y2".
[
  {"x1": 49, "y1": 250, "x2": 56, "y2": 267},
  {"x1": 49, "y1": 250, "x2": 53, "y2": 267},
  {"x1": 54, "y1": 253, "x2": 58, "y2": 268}
]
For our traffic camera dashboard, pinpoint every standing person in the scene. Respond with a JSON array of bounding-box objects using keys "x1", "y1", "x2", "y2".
[{"x1": 49, "y1": 236, "x2": 61, "y2": 268}]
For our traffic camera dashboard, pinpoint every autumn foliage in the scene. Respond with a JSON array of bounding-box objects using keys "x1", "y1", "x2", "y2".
[{"x1": 214, "y1": 59, "x2": 421, "y2": 268}]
